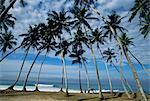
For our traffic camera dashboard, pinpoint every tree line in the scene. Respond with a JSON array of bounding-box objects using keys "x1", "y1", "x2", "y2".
[{"x1": 0, "y1": 0, "x2": 149, "y2": 101}]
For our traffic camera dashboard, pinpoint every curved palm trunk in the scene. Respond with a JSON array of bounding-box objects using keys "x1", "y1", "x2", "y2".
[
  {"x1": 0, "y1": 0, "x2": 17, "y2": 19},
  {"x1": 112, "y1": 63, "x2": 133, "y2": 93},
  {"x1": 61, "y1": 55, "x2": 68, "y2": 96},
  {"x1": 7, "y1": 49, "x2": 29, "y2": 90},
  {"x1": 108, "y1": 24, "x2": 147, "y2": 101},
  {"x1": 123, "y1": 49, "x2": 147, "y2": 101},
  {"x1": 119, "y1": 50, "x2": 132, "y2": 99},
  {"x1": 105, "y1": 63, "x2": 113, "y2": 94},
  {"x1": 90, "y1": 45, "x2": 104, "y2": 99},
  {"x1": 97, "y1": 46, "x2": 113, "y2": 94},
  {"x1": 0, "y1": 45, "x2": 21, "y2": 62},
  {"x1": 128, "y1": 50, "x2": 150, "y2": 76},
  {"x1": 81, "y1": 56, "x2": 90, "y2": 91},
  {"x1": 79, "y1": 63, "x2": 83, "y2": 93},
  {"x1": 35, "y1": 52, "x2": 47, "y2": 91},
  {"x1": 60, "y1": 59, "x2": 64, "y2": 92},
  {"x1": 22, "y1": 51, "x2": 41, "y2": 91}
]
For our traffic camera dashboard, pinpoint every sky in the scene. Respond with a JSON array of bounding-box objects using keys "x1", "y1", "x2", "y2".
[{"x1": 0, "y1": 0, "x2": 150, "y2": 84}]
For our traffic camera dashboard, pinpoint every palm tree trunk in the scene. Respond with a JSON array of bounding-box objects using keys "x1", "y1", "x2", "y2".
[
  {"x1": 97, "y1": 46, "x2": 113, "y2": 94},
  {"x1": 35, "y1": 52, "x2": 47, "y2": 91},
  {"x1": 128, "y1": 50, "x2": 150, "y2": 76},
  {"x1": 119, "y1": 50, "x2": 132, "y2": 99},
  {"x1": 90, "y1": 45, "x2": 104, "y2": 99},
  {"x1": 123, "y1": 48, "x2": 147, "y2": 101},
  {"x1": 79, "y1": 63, "x2": 83, "y2": 93},
  {"x1": 61, "y1": 54, "x2": 68, "y2": 96},
  {"x1": 108, "y1": 24, "x2": 147, "y2": 101},
  {"x1": 60, "y1": 59, "x2": 64, "y2": 92},
  {"x1": 7, "y1": 49, "x2": 29, "y2": 90},
  {"x1": 0, "y1": 45, "x2": 21, "y2": 62},
  {"x1": 0, "y1": 0, "x2": 17, "y2": 19},
  {"x1": 112, "y1": 62, "x2": 133, "y2": 93},
  {"x1": 22, "y1": 51, "x2": 41, "y2": 91},
  {"x1": 105, "y1": 63, "x2": 113, "y2": 94},
  {"x1": 81, "y1": 56, "x2": 90, "y2": 91}
]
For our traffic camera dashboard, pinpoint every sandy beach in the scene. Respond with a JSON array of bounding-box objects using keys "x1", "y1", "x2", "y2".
[{"x1": 0, "y1": 90, "x2": 150, "y2": 101}]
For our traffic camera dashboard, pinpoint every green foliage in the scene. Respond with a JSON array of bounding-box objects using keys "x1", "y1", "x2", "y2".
[{"x1": 0, "y1": 31, "x2": 17, "y2": 54}]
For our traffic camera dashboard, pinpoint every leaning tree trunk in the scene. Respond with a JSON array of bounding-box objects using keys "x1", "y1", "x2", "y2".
[
  {"x1": 35, "y1": 52, "x2": 47, "y2": 91},
  {"x1": 128, "y1": 50, "x2": 150, "y2": 76},
  {"x1": 105, "y1": 63, "x2": 113, "y2": 94},
  {"x1": 112, "y1": 62, "x2": 133, "y2": 93},
  {"x1": 61, "y1": 55, "x2": 68, "y2": 96},
  {"x1": 108, "y1": 23, "x2": 147, "y2": 101},
  {"x1": 79, "y1": 63, "x2": 83, "y2": 93},
  {"x1": 60, "y1": 59, "x2": 64, "y2": 92},
  {"x1": 0, "y1": 0, "x2": 17, "y2": 19},
  {"x1": 81, "y1": 56, "x2": 90, "y2": 91},
  {"x1": 7, "y1": 49, "x2": 29, "y2": 90},
  {"x1": 119, "y1": 50, "x2": 132, "y2": 99},
  {"x1": 0, "y1": 45, "x2": 21, "y2": 62},
  {"x1": 22, "y1": 51, "x2": 41, "y2": 91},
  {"x1": 97, "y1": 46, "x2": 113, "y2": 94},
  {"x1": 90, "y1": 45, "x2": 104, "y2": 99},
  {"x1": 123, "y1": 48, "x2": 147, "y2": 101}
]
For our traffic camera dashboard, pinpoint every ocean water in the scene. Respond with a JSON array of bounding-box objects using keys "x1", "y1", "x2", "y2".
[{"x1": 0, "y1": 77, "x2": 149, "y2": 94}]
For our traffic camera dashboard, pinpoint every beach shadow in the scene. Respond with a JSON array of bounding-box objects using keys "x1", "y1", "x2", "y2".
[{"x1": 77, "y1": 97, "x2": 98, "y2": 101}]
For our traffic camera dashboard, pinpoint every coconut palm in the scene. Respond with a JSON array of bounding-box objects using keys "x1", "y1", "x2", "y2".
[
  {"x1": 0, "y1": 31, "x2": 17, "y2": 54},
  {"x1": 0, "y1": 0, "x2": 25, "y2": 20},
  {"x1": 35, "y1": 36, "x2": 56, "y2": 91},
  {"x1": 71, "y1": 26, "x2": 104, "y2": 99},
  {"x1": 55, "y1": 39, "x2": 71, "y2": 95},
  {"x1": 69, "y1": 49, "x2": 86, "y2": 93},
  {"x1": 71, "y1": 28, "x2": 91, "y2": 91},
  {"x1": 102, "y1": 11, "x2": 127, "y2": 41},
  {"x1": 71, "y1": 6, "x2": 98, "y2": 30},
  {"x1": 47, "y1": 10, "x2": 72, "y2": 34},
  {"x1": 103, "y1": 48, "x2": 115, "y2": 94},
  {"x1": 103, "y1": 12, "x2": 147, "y2": 101},
  {"x1": 129, "y1": 0, "x2": 150, "y2": 38}
]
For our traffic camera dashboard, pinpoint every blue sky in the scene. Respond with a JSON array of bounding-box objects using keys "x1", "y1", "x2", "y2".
[{"x1": 0, "y1": 0, "x2": 150, "y2": 83}]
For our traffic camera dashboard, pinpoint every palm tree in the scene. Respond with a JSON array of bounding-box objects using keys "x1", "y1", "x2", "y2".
[
  {"x1": 0, "y1": 0, "x2": 25, "y2": 20},
  {"x1": 35, "y1": 36, "x2": 56, "y2": 91},
  {"x1": 47, "y1": 10, "x2": 72, "y2": 34},
  {"x1": 129, "y1": 0, "x2": 150, "y2": 38},
  {"x1": 103, "y1": 48, "x2": 115, "y2": 94},
  {"x1": 21, "y1": 24, "x2": 44, "y2": 91},
  {"x1": 71, "y1": 6, "x2": 98, "y2": 30},
  {"x1": 55, "y1": 39, "x2": 71, "y2": 96},
  {"x1": 0, "y1": 0, "x2": 17, "y2": 32},
  {"x1": 71, "y1": 29, "x2": 91, "y2": 91},
  {"x1": 103, "y1": 12, "x2": 147, "y2": 101},
  {"x1": 0, "y1": 31, "x2": 17, "y2": 54},
  {"x1": 69, "y1": 49, "x2": 86, "y2": 93},
  {"x1": 71, "y1": 26, "x2": 104, "y2": 99}
]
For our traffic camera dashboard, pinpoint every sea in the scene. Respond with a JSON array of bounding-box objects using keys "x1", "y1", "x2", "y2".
[{"x1": 0, "y1": 77, "x2": 149, "y2": 94}]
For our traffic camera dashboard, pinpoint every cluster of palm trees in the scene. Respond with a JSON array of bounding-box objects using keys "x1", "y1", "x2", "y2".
[{"x1": 0, "y1": 0, "x2": 149, "y2": 101}]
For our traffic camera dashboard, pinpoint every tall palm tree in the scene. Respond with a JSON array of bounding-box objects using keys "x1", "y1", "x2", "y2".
[
  {"x1": 0, "y1": 0, "x2": 25, "y2": 20},
  {"x1": 129, "y1": 0, "x2": 150, "y2": 38},
  {"x1": 69, "y1": 49, "x2": 85, "y2": 93},
  {"x1": 55, "y1": 39, "x2": 71, "y2": 96},
  {"x1": 0, "y1": 31, "x2": 17, "y2": 54},
  {"x1": 47, "y1": 10, "x2": 72, "y2": 34},
  {"x1": 71, "y1": 6, "x2": 98, "y2": 30},
  {"x1": 35, "y1": 36, "x2": 56, "y2": 91},
  {"x1": 103, "y1": 12, "x2": 147, "y2": 101},
  {"x1": 21, "y1": 24, "x2": 44, "y2": 91},
  {"x1": 103, "y1": 48, "x2": 115, "y2": 94},
  {"x1": 5, "y1": 24, "x2": 42, "y2": 90},
  {"x1": 71, "y1": 28, "x2": 91, "y2": 91}
]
